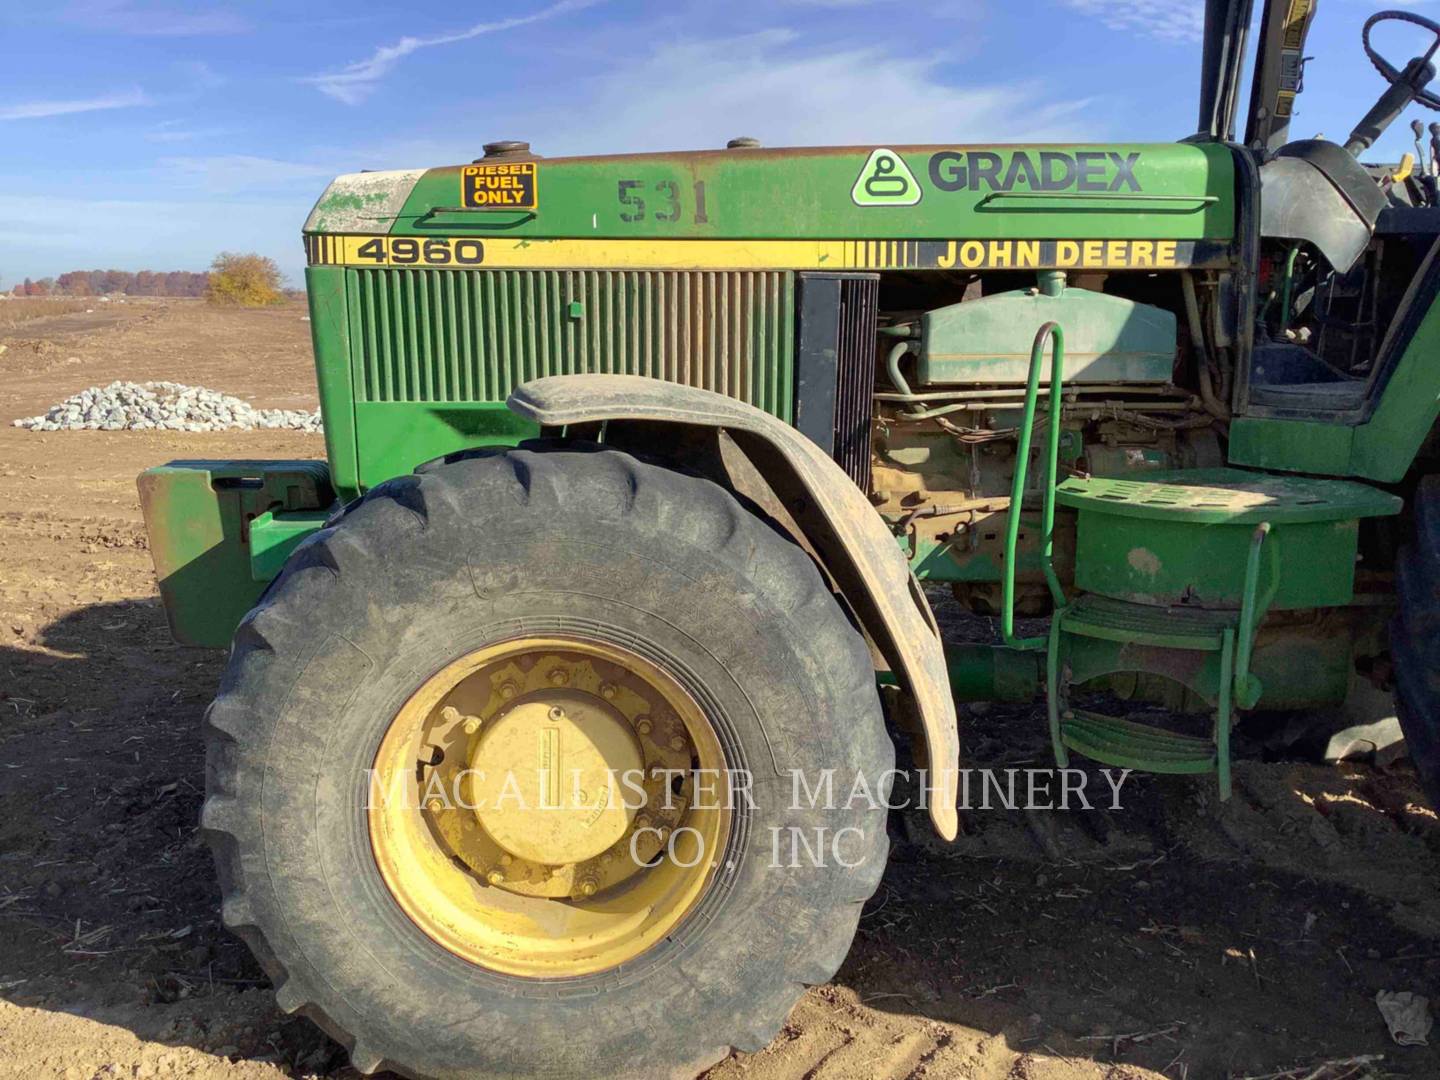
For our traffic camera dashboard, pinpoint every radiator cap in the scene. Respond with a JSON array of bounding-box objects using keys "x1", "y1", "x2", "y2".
[{"x1": 479, "y1": 140, "x2": 532, "y2": 160}]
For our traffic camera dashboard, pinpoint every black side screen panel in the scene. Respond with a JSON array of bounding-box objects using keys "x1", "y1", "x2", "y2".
[{"x1": 795, "y1": 273, "x2": 880, "y2": 491}]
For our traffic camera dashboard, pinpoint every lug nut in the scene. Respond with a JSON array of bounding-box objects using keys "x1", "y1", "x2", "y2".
[
  {"x1": 635, "y1": 716, "x2": 652, "y2": 735},
  {"x1": 668, "y1": 735, "x2": 686, "y2": 751},
  {"x1": 486, "y1": 868, "x2": 505, "y2": 885},
  {"x1": 600, "y1": 682, "x2": 617, "y2": 700},
  {"x1": 440, "y1": 705, "x2": 461, "y2": 724},
  {"x1": 462, "y1": 715, "x2": 481, "y2": 736},
  {"x1": 426, "y1": 798, "x2": 443, "y2": 814},
  {"x1": 548, "y1": 669, "x2": 569, "y2": 686},
  {"x1": 499, "y1": 681, "x2": 519, "y2": 700}
]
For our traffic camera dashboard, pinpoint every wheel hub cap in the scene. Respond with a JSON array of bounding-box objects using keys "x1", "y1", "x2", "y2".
[{"x1": 469, "y1": 692, "x2": 643, "y2": 866}]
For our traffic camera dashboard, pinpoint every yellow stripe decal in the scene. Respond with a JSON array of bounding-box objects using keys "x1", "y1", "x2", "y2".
[{"x1": 302, "y1": 235, "x2": 1217, "y2": 272}]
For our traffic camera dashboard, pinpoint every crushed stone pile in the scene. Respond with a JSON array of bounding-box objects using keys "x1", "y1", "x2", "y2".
[{"x1": 12, "y1": 381, "x2": 323, "y2": 433}]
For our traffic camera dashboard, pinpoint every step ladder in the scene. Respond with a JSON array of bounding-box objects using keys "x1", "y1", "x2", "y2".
[{"x1": 1001, "y1": 322, "x2": 1400, "y2": 797}]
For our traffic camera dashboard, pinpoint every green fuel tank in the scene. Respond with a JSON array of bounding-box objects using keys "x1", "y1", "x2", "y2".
[{"x1": 917, "y1": 271, "x2": 1177, "y2": 384}]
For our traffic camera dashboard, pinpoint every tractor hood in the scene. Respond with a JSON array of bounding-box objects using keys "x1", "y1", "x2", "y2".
[{"x1": 303, "y1": 143, "x2": 1236, "y2": 274}]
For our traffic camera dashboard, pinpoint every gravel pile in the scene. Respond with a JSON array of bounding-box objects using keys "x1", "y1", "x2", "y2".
[{"x1": 12, "y1": 381, "x2": 323, "y2": 433}]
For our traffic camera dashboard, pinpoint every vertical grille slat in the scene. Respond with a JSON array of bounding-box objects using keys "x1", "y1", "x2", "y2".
[
  {"x1": 793, "y1": 273, "x2": 879, "y2": 490},
  {"x1": 346, "y1": 269, "x2": 794, "y2": 417},
  {"x1": 835, "y1": 276, "x2": 879, "y2": 491}
]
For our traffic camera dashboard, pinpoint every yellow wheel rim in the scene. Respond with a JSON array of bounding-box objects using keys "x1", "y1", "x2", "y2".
[{"x1": 368, "y1": 636, "x2": 731, "y2": 977}]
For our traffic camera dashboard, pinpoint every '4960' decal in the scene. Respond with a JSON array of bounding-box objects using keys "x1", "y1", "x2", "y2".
[{"x1": 343, "y1": 236, "x2": 486, "y2": 266}]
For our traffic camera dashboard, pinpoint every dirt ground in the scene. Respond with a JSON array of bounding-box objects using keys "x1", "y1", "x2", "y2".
[{"x1": 1, "y1": 301, "x2": 1437, "y2": 1080}]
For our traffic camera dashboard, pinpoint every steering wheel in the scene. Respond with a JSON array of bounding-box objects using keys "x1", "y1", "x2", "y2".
[{"x1": 1364, "y1": 10, "x2": 1440, "y2": 109}]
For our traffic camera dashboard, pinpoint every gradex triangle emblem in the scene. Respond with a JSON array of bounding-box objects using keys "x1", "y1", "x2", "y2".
[{"x1": 852, "y1": 148, "x2": 922, "y2": 206}]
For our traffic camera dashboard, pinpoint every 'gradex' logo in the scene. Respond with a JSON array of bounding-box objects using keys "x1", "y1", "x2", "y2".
[{"x1": 927, "y1": 150, "x2": 1142, "y2": 193}]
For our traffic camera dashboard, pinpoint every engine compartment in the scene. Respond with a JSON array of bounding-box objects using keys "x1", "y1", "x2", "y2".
[{"x1": 866, "y1": 265, "x2": 1229, "y2": 613}]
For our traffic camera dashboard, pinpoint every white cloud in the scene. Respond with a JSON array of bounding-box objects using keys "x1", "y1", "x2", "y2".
[
  {"x1": 1061, "y1": 0, "x2": 1204, "y2": 44},
  {"x1": 0, "y1": 88, "x2": 149, "y2": 122},
  {"x1": 486, "y1": 31, "x2": 1095, "y2": 155},
  {"x1": 63, "y1": 1, "x2": 248, "y2": 36},
  {"x1": 306, "y1": 0, "x2": 601, "y2": 105},
  {"x1": 161, "y1": 154, "x2": 339, "y2": 193}
]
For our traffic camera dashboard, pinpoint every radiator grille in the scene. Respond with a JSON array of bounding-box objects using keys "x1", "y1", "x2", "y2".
[
  {"x1": 344, "y1": 268, "x2": 795, "y2": 419},
  {"x1": 833, "y1": 276, "x2": 879, "y2": 492}
]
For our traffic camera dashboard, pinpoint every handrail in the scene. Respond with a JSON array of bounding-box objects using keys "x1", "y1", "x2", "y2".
[
  {"x1": 1001, "y1": 321, "x2": 1068, "y2": 651},
  {"x1": 1233, "y1": 521, "x2": 1278, "y2": 708}
]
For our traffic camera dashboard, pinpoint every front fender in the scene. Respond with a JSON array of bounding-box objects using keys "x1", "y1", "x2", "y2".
[{"x1": 508, "y1": 374, "x2": 959, "y2": 840}]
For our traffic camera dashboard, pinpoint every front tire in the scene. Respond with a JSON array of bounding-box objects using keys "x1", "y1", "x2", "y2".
[{"x1": 202, "y1": 446, "x2": 893, "y2": 1079}]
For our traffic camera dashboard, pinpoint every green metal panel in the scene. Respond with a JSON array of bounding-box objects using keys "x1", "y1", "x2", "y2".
[
  {"x1": 343, "y1": 268, "x2": 795, "y2": 418},
  {"x1": 249, "y1": 509, "x2": 330, "y2": 582},
  {"x1": 137, "y1": 461, "x2": 333, "y2": 647},
  {"x1": 352, "y1": 402, "x2": 538, "y2": 490},
  {"x1": 1227, "y1": 417, "x2": 1355, "y2": 476},
  {"x1": 1072, "y1": 507, "x2": 1358, "y2": 609},
  {"x1": 306, "y1": 267, "x2": 361, "y2": 502},
  {"x1": 386, "y1": 144, "x2": 1235, "y2": 244},
  {"x1": 1351, "y1": 289, "x2": 1440, "y2": 480}
]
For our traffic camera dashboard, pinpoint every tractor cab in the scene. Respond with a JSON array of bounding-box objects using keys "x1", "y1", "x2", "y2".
[{"x1": 1223, "y1": 3, "x2": 1440, "y2": 477}]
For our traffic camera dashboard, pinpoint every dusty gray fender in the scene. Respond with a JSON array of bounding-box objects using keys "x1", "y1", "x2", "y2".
[{"x1": 507, "y1": 374, "x2": 959, "y2": 840}]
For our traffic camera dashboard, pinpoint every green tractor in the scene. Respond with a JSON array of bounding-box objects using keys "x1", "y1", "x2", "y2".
[{"x1": 139, "y1": 2, "x2": 1440, "y2": 1076}]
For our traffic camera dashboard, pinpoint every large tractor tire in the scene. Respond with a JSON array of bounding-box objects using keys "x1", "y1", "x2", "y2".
[
  {"x1": 1395, "y1": 475, "x2": 1440, "y2": 809},
  {"x1": 202, "y1": 446, "x2": 893, "y2": 1079}
]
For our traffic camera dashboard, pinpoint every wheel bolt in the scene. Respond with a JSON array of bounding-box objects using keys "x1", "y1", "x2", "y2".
[
  {"x1": 600, "y1": 683, "x2": 617, "y2": 700},
  {"x1": 462, "y1": 716, "x2": 481, "y2": 736},
  {"x1": 499, "y1": 681, "x2": 518, "y2": 701},
  {"x1": 426, "y1": 798, "x2": 443, "y2": 814},
  {"x1": 635, "y1": 716, "x2": 652, "y2": 735},
  {"x1": 579, "y1": 880, "x2": 598, "y2": 897},
  {"x1": 440, "y1": 705, "x2": 461, "y2": 724},
  {"x1": 668, "y1": 735, "x2": 686, "y2": 752},
  {"x1": 486, "y1": 868, "x2": 505, "y2": 885},
  {"x1": 549, "y1": 669, "x2": 569, "y2": 686}
]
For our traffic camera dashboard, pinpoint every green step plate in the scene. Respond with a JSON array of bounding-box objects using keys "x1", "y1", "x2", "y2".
[
  {"x1": 1054, "y1": 467, "x2": 1401, "y2": 609},
  {"x1": 1060, "y1": 709, "x2": 1218, "y2": 774}
]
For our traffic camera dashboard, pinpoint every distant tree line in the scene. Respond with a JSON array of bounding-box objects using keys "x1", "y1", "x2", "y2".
[{"x1": 10, "y1": 269, "x2": 210, "y2": 298}]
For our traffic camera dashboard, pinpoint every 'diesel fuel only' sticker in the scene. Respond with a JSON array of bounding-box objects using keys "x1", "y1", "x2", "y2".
[{"x1": 461, "y1": 161, "x2": 538, "y2": 210}]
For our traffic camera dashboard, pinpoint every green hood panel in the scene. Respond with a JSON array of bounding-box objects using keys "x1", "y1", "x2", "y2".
[{"x1": 305, "y1": 143, "x2": 1235, "y2": 244}]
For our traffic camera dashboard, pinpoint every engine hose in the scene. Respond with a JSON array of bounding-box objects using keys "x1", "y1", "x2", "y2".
[
  {"x1": 886, "y1": 340, "x2": 917, "y2": 398},
  {"x1": 1183, "y1": 271, "x2": 1230, "y2": 421}
]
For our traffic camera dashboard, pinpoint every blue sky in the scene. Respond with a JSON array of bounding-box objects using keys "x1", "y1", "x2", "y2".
[{"x1": 1, "y1": 0, "x2": 1434, "y2": 286}]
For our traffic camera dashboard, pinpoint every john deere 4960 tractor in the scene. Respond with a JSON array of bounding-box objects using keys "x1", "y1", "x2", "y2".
[{"x1": 139, "y1": 2, "x2": 1440, "y2": 1076}]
